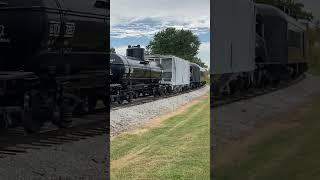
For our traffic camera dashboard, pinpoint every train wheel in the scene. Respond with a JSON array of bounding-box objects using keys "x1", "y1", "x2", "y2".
[
  {"x1": 134, "y1": 92, "x2": 139, "y2": 98},
  {"x1": 56, "y1": 96, "x2": 75, "y2": 128},
  {"x1": 117, "y1": 96, "x2": 123, "y2": 104},
  {"x1": 128, "y1": 93, "x2": 133, "y2": 102}
]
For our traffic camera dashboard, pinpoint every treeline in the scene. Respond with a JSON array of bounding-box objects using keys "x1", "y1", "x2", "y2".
[
  {"x1": 111, "y1": 28, "x2": 208, "y2": 68},
  {"x1": 255, "y1": 0, "x2": 313, "y2": 21}
]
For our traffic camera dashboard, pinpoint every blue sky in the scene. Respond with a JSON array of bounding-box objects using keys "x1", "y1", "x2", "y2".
[{"x1": 110, "y1": 0, "x2": 210, "y2": 66}]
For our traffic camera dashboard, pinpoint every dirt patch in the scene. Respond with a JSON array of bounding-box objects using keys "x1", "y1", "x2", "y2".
[
  {"x1": 114, "y1": 95, "x2": 208, "y2": 138},
  {"x1": 111, "y1": 146, "x2": 149, "y2": 170},
  {"x1": 215, "y1": 94, "x2": 320, "y2": 168}
]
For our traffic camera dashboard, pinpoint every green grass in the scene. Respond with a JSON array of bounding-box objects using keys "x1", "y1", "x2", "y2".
[
  {"x1": 111, "y1": 95, "x2": 210, "y2": 180},
  {"x1": 215, "y1": 98, "x2": 320, "y2": 180}
]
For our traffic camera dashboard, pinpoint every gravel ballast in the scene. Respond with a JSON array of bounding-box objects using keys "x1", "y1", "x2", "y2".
[
  {"x1": 111, "y1": 86, "x2": 210, "y2": 136},
  {"x1": 213, "y1": 74, "x2": 320, "y2": 145},
  {"x1": 0, "y1": 135, "x2": 108, "y2": 180},
  {"x1": 0, "y1": 86, "x2": 209, "y2": 179}
]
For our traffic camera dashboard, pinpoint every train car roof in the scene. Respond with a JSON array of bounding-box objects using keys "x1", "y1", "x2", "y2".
[
  {"x1": 190, "y1": 63, "x2": 201, "y2": 68},
  {"x1": 255, "y1": 3, "x2": 306, "y2": 31},
  {"x1": 146, "y1": 54, "x2": 190, "y2": 62}
]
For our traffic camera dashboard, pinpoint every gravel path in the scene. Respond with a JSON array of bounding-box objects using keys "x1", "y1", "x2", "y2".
[
  {"x1": 213, "y1": 74, "x2": 320, "y2": 145},
  {"x1": 0, "y1": 134, "x2": 108, "y2": 180},
  {"x1": 111, "y1": 86, "x2": 209, "y2": 136}
]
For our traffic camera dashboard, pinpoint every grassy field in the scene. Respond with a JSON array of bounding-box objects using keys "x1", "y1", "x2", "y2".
[
  {"x1": 215, "y1": 96, "x2": 320, "y2": 180},
  {"x1": 110, "y1": 95, "x2": 210, "y2": 180}
]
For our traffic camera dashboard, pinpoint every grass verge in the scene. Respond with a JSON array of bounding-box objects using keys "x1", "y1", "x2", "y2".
[
  {"x1": 110, "y1": 95, "x2": 210, "y2": 180},
  {"x1": 215, "y1": 96, "x2": 320, "y2": 180}
]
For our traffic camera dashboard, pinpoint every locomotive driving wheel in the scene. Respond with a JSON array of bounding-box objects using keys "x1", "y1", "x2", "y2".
[{"x1": 54, "y1": 94, "x2": 78, "y2": 128}]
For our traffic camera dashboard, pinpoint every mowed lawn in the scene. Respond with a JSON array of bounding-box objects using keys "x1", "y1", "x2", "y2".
[
  {"x1": 111, "y1": 95, "x2": 210, "y2": 180},
  {"x1": 215, "y1": 96, "x2": 320, "y2": 180}
]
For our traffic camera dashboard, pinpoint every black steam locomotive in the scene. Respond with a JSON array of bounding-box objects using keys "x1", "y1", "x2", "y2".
[{"x1": 0, "y1": 0, "x2": 108, "y2": 132}]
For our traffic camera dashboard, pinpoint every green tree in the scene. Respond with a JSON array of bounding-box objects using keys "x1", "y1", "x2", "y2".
[
  {"x1": 255, "y1": 0, "x2": 313, "y2": 21},
  {"x1": 192, "y1": 57, "x2": 208, "y2": 69},
  {"x1": 110, "y1": 47, "x2": 116, "y2": 53},
  {"x1": 147, "y1": 28, "x2": 207, "y2": 67}
]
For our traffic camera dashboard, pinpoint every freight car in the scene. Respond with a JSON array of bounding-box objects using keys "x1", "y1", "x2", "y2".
[
  {"x1": 212, "y1": 0, "x2": 256, "y2": 96},
  {"x1": 110, "y1": 45, "x2": 205, "y2": 104},
  {"x1": 211, "y1": 0, "x2": 308, "y2": 96},
  {"x1": 157, "y1": 55, "x2": 191, "y2": 92},
  {"x1": 200, "y1": 67, "x2": 207, "y2": 86},
  {"x1": 190, "y1": 63, "x2": 201, "y2": 88},
  {"x1": 0, "y1": 0, "x2": 108, "y2": 132}
]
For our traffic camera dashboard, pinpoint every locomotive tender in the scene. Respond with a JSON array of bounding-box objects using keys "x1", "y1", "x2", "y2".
[
  {"x1": 110, "y1": 45, "x2": 205, "y2": 104},
  {"x1": 110, "y1": 46, "x2": 162, "y2": 103},
  {"x1": 0, "y1": 0, "x2": 108, "y2": 132},
  {"x1": 212, "y1": 0, "x2": 308, "y2": 96}
]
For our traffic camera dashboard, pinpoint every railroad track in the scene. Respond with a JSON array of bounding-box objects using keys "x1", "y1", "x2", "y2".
[
  {"x1": 0, "y1": 76, "x2": 302, "y2": 158},
  {"x1": 0, "y1": 108, "x2": 107, "y2": 158},
  {"x1": 111, "y1": 75, "x2": 305, "y2": 111},
  {"x1": 111, "y1": 86, "x2": 207, "y2": 110},
  {"x1": 212, "y1": 74, "x2": 306, "y2": 108}
]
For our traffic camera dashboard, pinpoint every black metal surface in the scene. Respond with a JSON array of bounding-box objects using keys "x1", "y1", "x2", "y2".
[
  {"x1": 110, "y1": 53, "x2": 162, "y2": 85},
  {"x1": 0, "y1": 0, "x2": 108, "y2": 74},
  {"x1": 190, "y1": 63, "x2": 201, "y2": 84}
]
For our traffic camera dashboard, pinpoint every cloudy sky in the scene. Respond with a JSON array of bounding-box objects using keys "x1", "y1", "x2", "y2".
[{"x1": 110, "y1": 0, "x2": 210, "y2": 66}]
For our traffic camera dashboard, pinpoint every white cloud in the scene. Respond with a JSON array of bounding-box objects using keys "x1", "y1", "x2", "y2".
[
  {"x1": 111, "y1": 0, "x2": 210, "y2": 67},
  {"x1": 113, "y1": 45, "x2": 128, "y2": 56},
  {"x1": 111, "y1": 0, "x2": 210, "y2": 39}
]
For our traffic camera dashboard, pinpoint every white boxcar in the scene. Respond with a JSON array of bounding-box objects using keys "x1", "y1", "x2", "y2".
[
  {"x1": 147, "y1": 55, "x2": 190, "y2": 91},
  {"x1": 211, "y1": 0, "x2": 256, "y2": 75}
]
